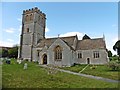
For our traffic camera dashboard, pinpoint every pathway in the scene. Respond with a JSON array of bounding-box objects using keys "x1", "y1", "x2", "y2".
[
  {"x1": 38, "y1": 65, "x2": 120, "y2": 83},
  {"x1": 79, "y1": 64, "x2": 89, "y2": 73}
]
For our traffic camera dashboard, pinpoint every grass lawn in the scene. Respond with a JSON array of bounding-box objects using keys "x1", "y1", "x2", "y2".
[
  {"x1": 2, "y1": 59, "x2": 119, "y2": 88},
  {"x1": 61, "y1": 64, "x2": 120, "y2": 80},
  {"x1": 0, "y1": 64, "x2": 2, "y2": 89}
]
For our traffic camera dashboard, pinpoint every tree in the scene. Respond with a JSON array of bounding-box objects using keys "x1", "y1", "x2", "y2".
[
  {"x1": 113, "y1": 40, "x2": 120, "y2": 56},
  {"x1": 107, "y1": 61, "x2": 120, "y2": 71},
  {"x1": 108, "y1": 50, "x2": 112, "y2": 57},
  {"x1": 8, "y1": 45, "x2": 18, "y2": 58},
  {"x1": 1, "y1": 48, "x2": 8, "y2": 58},
  {"x1": 82, "y1": 34, "x2": 91, "y2": 40},
  {"x1": 113, "y1": 40, "x2": 120, "y2": 61}
]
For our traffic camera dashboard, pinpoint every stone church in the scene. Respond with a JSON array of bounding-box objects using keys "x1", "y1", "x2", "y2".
[{"x1": 18, "y1": 7, "x2": 109, "y2": 67}]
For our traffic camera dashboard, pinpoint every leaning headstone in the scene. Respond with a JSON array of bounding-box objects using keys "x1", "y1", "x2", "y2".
[
  {"x1": 23, "y1": 63, "x2": 27, "y2": 70},
  {"x1": 18, "y1": 60, "x2": 21, "y2": 64}
]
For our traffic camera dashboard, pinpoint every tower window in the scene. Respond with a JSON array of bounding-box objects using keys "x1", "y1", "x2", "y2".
[
  {"x1": 30, "y1": 14, "x2": 33, "y2": 21},
  {"x1": 25, "y1": 15, "x2": 29, "y2": 21},
  {"x1": 26, "y1": 28, "x2": 29, "y2": 33},
  {"x1": 38, "y1": 16, "x2": 40, "y2": 21}
]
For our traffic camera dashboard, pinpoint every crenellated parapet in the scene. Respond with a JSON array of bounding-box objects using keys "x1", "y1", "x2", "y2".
[
  {"x1": 23, "y1": 7, "x2": 46, "y2": 17},
  {"x1": 23, "y1": 7, "x2": 46, "y2": 25}
]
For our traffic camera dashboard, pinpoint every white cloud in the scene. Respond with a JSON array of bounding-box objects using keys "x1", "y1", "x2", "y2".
[
  {"x1": 112, "y1": 37, "x2": 118, "y2": 43},
  {"x1": 106, "y1": 37, "x2": 118, "y2": 55},
  {"x1": 46, "y1": 31, "x2": 84, "y2": 39},
  {"x1": 0, "y1": 40, "x2": 14, "y2": 47},
  {"x1": 112, "y1": 24, "x2": 117, "y2": 27},
  {"x1": 18, "y1": 25, "x2": 22, "y2": 32},
  {"x1": 7, "y1": 39, "x2": 14, "y2": 42},
  {"x1": 17, "y1": 17, "x2": 22, "y2": 22},
  {"x1": 45, "y1": 27, "x2": 50, "y2": 32},
  {"x1": 5, "y1": 28, "x2": 15, "y2": 33},
  {"x1": 60, "y1": 32, "x2": 84, "y2": 39}
]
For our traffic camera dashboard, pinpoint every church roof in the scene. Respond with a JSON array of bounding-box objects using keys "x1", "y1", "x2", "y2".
[
  {"x1": 37, "y1": 36, "x2": 106, "y2": 50},
  {"x1": 37, "y1": 36, "x2": 76, "y2": 48},
  {"x1": 76, "y1": 38, "x2": 106, "y2": 50}
]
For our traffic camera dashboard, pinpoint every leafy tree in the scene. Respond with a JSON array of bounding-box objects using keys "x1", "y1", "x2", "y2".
[
  {"x1": 107, "y1": 61, "x2": 120, "y2": 71},
  {"x1": 82, "y1": 34, "x2": 91, "y2": 40},
  {"x1": 8, "y1": 45, "x2": 18, "y2": 58},
  {"x1": 1, "y1": 48, "x2": 8, "y2": 58},
  {"x1": 113, "y1": 40, "x2": 120, "y2": 61},
  {"x1": 108, "y1": 50, "x2": 112, "y2": 57},
  {"x1": 113, "y1": 40, "x2": 120, "y2": 56}
]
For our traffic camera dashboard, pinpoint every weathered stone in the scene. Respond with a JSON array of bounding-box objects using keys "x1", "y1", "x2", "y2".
[{"x1": 19, "y1": 7, "x2": 108, "y2": 67}]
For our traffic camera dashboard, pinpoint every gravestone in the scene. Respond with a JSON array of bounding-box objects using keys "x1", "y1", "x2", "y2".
[
  {"x1": 18, "y1": 60, "x2": 21, "y2": 64},
  {"x1": 23, "y1": 63, "x2": 27, "y2": 69}
]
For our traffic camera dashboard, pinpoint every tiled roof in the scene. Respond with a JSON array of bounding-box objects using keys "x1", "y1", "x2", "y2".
[
  {"x1": 76, "y1": 38, "x2": 106, "y2": 50},
  {"x1": 37, "y1": 36, "x2": 106, "y2": 50},
  {"x1": 37, "y1": 36, "x2": 76, "y2": 48}
]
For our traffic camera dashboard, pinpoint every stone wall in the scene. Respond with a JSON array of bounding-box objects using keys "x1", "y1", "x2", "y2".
[
  {"x1": 36, "y1": 38, "x2": 74, "y2": 67},
  {"x1": 75, "y1": 49, "x2": 108, "y2": 64},
  {"x1": 21, "y1": 45, "x2": 31, "y2": 60}
]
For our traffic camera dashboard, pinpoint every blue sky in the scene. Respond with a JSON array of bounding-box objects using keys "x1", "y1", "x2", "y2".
[{"x1": 1, "y1": 2, "x2": 118, "y2": 54}]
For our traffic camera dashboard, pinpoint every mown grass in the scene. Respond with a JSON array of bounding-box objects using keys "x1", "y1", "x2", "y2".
[
  {"x1": 0, "y1": 63, "x2": 2, "y2": 89},
  {"x1": 61, "y1": 64, "x2": 120, "y2": 80},
  {"x1": 2, "y1": 59, "x2": 119, "y2": 88}
]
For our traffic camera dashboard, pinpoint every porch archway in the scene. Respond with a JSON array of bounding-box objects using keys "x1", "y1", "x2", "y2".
[{"x1": 42, "y1": 54, "x2": 47, "y2": 64}]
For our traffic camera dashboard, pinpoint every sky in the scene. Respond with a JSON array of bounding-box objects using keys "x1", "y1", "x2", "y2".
[{"x1": 1, "y1": 2, "x2": 118, "y2": 55}]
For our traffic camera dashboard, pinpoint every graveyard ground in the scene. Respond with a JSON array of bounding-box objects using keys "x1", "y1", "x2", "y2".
[
  {"x1": 2, "y1": 59, "x2": 119, "y2": 88},
  {"x1": 60, "y1": 64, "x2": 120, "y2": 80}
]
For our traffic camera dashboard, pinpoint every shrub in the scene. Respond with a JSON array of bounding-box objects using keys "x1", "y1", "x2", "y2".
[
  {"x1": 90, "y1": 65, "x2": 97, "y2": 69},
  {"x1": 107, "y1": 61, "x2": 120, "y2": 71}
]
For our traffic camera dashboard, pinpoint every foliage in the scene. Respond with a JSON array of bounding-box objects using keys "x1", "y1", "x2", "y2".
[
  {"x1": 61, "y1": 64, "x2": 119, "y2": 80},
  {"x1": 113, "y1": 40, "x2": 120, "y2": 58},
  {"x1": 108, "y1": 50, "x2": 112, "y2": 57},
  {"x1": 0, "y1": 48, "x2": 8, "y2": 58},
  {"x1": 109, "y1": 55, "x2": 119, "y2": 61},
  {"x1": 46, "y1": 64, "x2": 58, "y2": 75},
  {"x1": 8, "y1": 46, "x2": 18, "y2": 58},
  {"x1": 2, "y1": 60, "x2": 118, "y2": 88},
  {"x1": 0, "y1": 45, "x2": 18, "y2": 58},
  {"x1": 90, "y1": 65, "x2": 97, "y2": 69},
  {"x1": 82, "y1": 34, "x2": 91, "y2": 40},
  {"x1": 107, "y1": 61, "x2": 120, "y2": 71}
]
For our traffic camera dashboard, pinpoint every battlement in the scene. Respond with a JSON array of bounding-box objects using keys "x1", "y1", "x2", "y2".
[{"x1": 23, "y1": 7, "x2": 46, "y2": 17}]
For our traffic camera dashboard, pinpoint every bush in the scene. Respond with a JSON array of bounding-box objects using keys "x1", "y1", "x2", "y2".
[
  {"x1": 90, "y1": 65, "x2": 97, "y2": 69},
  {"x1": 107, "y1": 61, "x2": 120, "y2": 71}
]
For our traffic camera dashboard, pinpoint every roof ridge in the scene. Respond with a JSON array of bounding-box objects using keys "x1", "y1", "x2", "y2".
[
  {"x1": 78, "y1": 38, "x2": 103, "y2": 41},
  {"x1": 46, "y1": 35, "x2": 76, "y2": 40}
]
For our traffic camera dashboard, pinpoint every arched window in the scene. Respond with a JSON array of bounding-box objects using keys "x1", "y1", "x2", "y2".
[{"x1": 54, "y1": 46, "x2": 62, "y2": 61}]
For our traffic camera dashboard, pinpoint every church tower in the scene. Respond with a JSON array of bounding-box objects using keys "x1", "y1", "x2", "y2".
[{"x1": 19, "y1": 7, "x2": 46, "y2": 61}]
